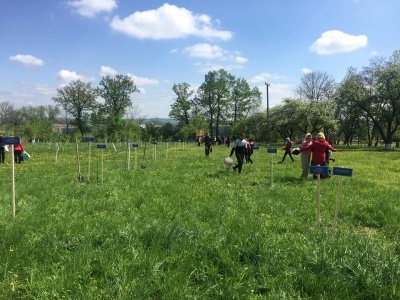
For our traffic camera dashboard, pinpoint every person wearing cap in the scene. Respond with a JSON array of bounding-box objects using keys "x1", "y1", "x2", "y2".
[
  {"x1": 300, "y1": 132, "x2": 336, "y2": 172},
  {"x1": 279, "y1": 137, "x2": 294, "y2": 163},
  {"x1": 300, "y1": 133, "x2": 313, "y2": 179}
]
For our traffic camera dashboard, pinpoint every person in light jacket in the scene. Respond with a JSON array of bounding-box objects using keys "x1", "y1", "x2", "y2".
[{"x1": 300, "y1": 133, "x2": 313, "y2": 180}]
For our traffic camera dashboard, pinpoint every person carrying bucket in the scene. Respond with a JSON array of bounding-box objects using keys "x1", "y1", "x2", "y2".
[{"x1": 229, "y1": 133, "x2": 247, "y2": 174}]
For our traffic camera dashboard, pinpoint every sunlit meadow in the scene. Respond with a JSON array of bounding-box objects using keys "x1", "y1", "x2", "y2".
[{"x1": 1, "y1": 141, "x2": 399, "y2": 299}]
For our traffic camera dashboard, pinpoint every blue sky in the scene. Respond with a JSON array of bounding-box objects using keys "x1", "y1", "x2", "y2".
[{"x1": 1, "y1": 0, "x2": 399, "y2": 118}]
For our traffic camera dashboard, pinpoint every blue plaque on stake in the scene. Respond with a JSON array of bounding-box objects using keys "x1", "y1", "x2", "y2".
[
  {"x1": 252, "y1": 146, "x2": 259, "y2": 150},
  {"x1": 309, "y1": 165, "x2": 329, "y2": 175},
  {"x1": 131, "y1": 144, "x2": 139, "y2": 148},
  {"x1": 1, "y1": 136, "x2": 20, "y2": 145},
  {"x1": 332, "y1": 167, "x2": 353, "y2": 177},
  {"x1": 151, "y1": 141, "x2": 158, "y2": 145},
  {"x1": 97, "y1": 144, "x2": 107, "y2": 149},
  {"x1": 84, "y1": 137, "x2": 95, "y2": 142},
  {"x1": 267, "y1": 148, "x2": 277, "y2": 153}
]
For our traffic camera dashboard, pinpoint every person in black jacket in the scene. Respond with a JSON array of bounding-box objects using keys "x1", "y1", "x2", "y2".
[
  {"x1": 229, "y1": 133, "x2": 247, "y2": 174},
  {"x1": 0, "y1": 132, "x2": 5, "y2": 163},
  {"x1": 202, "y1": 133, "x2": 212, "y2": 157}
]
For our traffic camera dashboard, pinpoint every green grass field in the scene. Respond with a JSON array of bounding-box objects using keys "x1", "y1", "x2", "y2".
[{"x1": 1, "y1": 141, "x2": 399, "y2": 299}]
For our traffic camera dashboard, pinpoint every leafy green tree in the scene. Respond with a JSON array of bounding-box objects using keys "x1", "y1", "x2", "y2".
[
  {"x1": 160, "y1": 122, "x2": 176, "y2": 140},
  {"x1": 169, "y1": 82, "x2": 194, "y2": 127},
  {"x1": 194, "y1": 69, "x2": 234, "y2": 137},
  {"x1": 191, "y1": 115, "x2": 209, "y2": 135},
  {"x1": 52, "y1": 80, "x2": 97, "y2": 136},
  {"x1": 20, "y1": 105, "x2": 60, "y2": 141},
  {"x1": 338, "y1": 51, "x2": 400, "y2": 148},
  {"x1": 231, "y1": 78, "x2": 262, "y2": 122},
  {"x1": 230, "y1": 111, "x2": 265, "y2": 141},
  {"x1": 96, "y1": 75, "x2": 139, "y2": 139}
]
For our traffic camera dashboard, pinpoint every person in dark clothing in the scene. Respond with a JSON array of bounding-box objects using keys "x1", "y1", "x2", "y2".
[
  {"x1": 0, "y1": 132, "x2": 5, "y2": 163},
  {"x1": 14, "y1": 137, "x2": 24, "y2": 164},
  {"x1": 229, "y1": 133, "x2": 247, "y2": 174},
  {"x1": 202, "y1": 133, "x2": 212, "y2": 157},
  {"x1": 225, "y1": 136, "x2": 231, "y2": 148}
]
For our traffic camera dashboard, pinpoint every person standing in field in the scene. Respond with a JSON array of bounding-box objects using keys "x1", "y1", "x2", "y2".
[
  {"x1": 279, "y1": 137, "x2": 294, "y2": 163},
  {"x1": 229, "y1": 133, "x2": 247, "y2": 174},
  {"x1": 300, "y1": 133, "x2": 313, "y2": 180},
  {"x1": 245, "y1": 138, "x2": 254, "y2": 164},
  {"x1": 197, "y1": 136, "x2": 202, "y2": 147},
  {"x1": 14, "y1": 136, "x2": 24, "y2": 164},
  {"x1": 300, "y1": 132, "x2": 336, "y2": 178},
  {"x1": 202, "y1": 133, "x2": 212, "y2": 157},
  {"x1": 0, "y1": 132, "x2": 5, "y2": 163}
]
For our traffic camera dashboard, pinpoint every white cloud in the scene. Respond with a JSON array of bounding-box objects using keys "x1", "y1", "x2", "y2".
[
  {"x1": 170, "y1": 48, "x2": 178, "y2": 54},
  {"x1": 35, "y1": 85, "x2": 56, "y2": 96},
  {"x1": 310, "y1": 30, "x2": 367, "y2": 55},
  {"x1": 127, "y1": 73, "x2": 159, "y2": 85},
  {"x1": 183, "y1": 43, "x2": 225, "y2": 59},
  {"x1": 235, "y1": 56, "x2": 248, "y2": 64},
  {"x1": 57, "y1": 70, "x2": 85, "y2": 82},
  {"x1": 9, "y1": 54, "x2": 44, "y2": 67},
  {"x1": 301, "y1": 68, "x2": 313, "y2": 74},
  {"x1": 110, "y1": 3, "x2": 232, "y2": 40},
  {"x1": 100, "y1": 65, "x2": 118, "y2": 77},
  {"x1": 249, "y1": 73, "x2": 285, "y2": 83},
  {"x1": 67, "y1": 0, "x2": 117, "y2": 18}
]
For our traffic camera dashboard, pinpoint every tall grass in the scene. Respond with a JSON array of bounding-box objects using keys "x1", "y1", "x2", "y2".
[{"x1": 1, "y1": 141, "x2": 399, "y2": 299}]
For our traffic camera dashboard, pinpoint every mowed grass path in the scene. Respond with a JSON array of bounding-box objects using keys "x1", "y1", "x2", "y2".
[{"x1": 1, "y1": 142, "x2": 399, "y2": 299}]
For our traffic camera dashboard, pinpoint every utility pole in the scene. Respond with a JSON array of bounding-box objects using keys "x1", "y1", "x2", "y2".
[{"x1": 265, "y1": 82, "x2": 270, "y2": 148}]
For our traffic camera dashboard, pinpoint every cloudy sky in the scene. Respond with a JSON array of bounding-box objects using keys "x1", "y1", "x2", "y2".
[{"x1": 1, "y1": 0, "x2": 399, "y2": 118}]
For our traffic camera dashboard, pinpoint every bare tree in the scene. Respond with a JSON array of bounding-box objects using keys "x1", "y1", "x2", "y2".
[{"x1": 296, "y1": 71, "x2": 336, "y2": 102}]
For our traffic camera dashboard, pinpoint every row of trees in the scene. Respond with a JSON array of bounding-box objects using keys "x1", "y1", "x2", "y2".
[
  {"x1": 1, "y1": 50, "x2": 399, "y2": 147},
  {"x1": 267, "y1": 50, "x2": 400, "y2": 148},
  {"x1": 52, "y1": 74, "x2": 141, "y2": 140},
  {"x1": 169, "y1": 69, "x2": 262, "y2": 138}
]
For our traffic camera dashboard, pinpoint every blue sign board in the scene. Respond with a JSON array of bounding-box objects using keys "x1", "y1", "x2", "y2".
[
  {"x1": 267, "y1": 148, "x2": 277, "y2": 153},
  {"x1": 128, "y1": 143, "x2": 139, "y2": 148},
  {"x1": 332, "y1": 167, "x2": 353, "y2": 177},
  {"x1": 84, "y1": 137, "x2": 95, "y2": 142},
  {"x1": 151, "y1": 141, "x2": 158, "y2": 145},
  {"x1": 309, "y1": 165, "x2": 329, "y2": 175},
  {"x1": 96, "y1": 144, "x2": 107, "y2": 149},
  {"x1": 252, "y1": 146, "x2": 259, "y2": 150},
  {"x1": 1, "y1": 136, "x2": 20, "y2": 145}
]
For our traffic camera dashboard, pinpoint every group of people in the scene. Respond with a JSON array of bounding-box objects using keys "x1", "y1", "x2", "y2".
[
  {"x1": 0, "y1": 132, "x2": 25, "y2": 164},
  {"x1": 200, "y1": 132, "x2": 254, "y2": 174},
  {"x1": 200, "y1": 130, "x2": 337, "y2": 178},
  {"x1": 278, "y1": 132, "x2": 337, "y2": 180},
  {"x1": 198, "y1": 134, "x2": 231, "y2": 148},
  {"x1": 229, "y1": 133, "x2": 255, "y2": 174}
]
